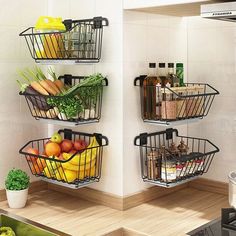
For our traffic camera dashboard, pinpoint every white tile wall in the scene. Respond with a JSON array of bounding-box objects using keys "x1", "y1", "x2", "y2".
[
  {"x1": 123, "y1": 11, "x2": 188, "y2": 196},
  {"x1": 187, "y1": 16, "x2": 236, "y2": 184},
  {"x1": 0, "y1": 0, "x2": 48, "y2": 188}
]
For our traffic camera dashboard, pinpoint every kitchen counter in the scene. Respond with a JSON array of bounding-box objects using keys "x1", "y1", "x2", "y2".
[{"x1": 0, "y1": 188, "x2": 228, "y2": 236}]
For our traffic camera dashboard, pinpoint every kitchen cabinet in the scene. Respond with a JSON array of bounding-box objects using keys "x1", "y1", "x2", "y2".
[{"x1": 123, "y1": 0, "x2": 224, "y2": 17}]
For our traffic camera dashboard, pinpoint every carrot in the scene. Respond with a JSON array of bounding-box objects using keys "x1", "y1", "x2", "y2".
[
  {"x1": 39, "y1": 80, "x2": 57, "y2": 95},
  {"x1": 45, "y1": 79, "x2": 60, "y2": 94},
  {"x1": 31, "y1": 81, "x2": 49, "y2": 95},
  {"x1": 53, "y1": 80, "x2": 64, "y2": 92}
]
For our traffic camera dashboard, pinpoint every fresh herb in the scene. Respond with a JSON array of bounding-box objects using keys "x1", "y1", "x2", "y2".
[
  {"x1": 63, "y1": 73, "x2": 105, "y2": 97},
  {"x1": 5, "y1": 169, "x2": 30, "y2": 191},
  {"x1": 47, "y1": 96, "x2": 84, "y2": 119}
]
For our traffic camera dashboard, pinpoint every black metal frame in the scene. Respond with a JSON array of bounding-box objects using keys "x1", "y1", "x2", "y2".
[
  {"x1": 19, "y1": 129, "x2": 109, "y2": 189},
  {"x1": 19, "y1": 74, "x2": 108, "y2": 125},
  {"x1": 134, "y1": 128, "x2": 219, "y2": 188},
  {"x1": 134, "y1": 76, "x2": 219, "y2": 125},
  {"x1": 19, "y1": 17, "x2": 109, "y2": 63}
]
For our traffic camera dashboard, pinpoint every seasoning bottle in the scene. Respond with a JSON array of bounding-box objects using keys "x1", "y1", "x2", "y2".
[
  {"x1": 158, "y1": 63, "x2": 167, "y2": 87},
  {"x1": 176, "y1": 63, "x2": 184, "y2": 87},
  {"x1": 161, "y1": 145, "x2": 177, "y2": 182},
  {"x1": 177, "y1": 140, "x2": 189, "y2": 155},
  {"x1": 147, "y1": 150, "x2": 161, "y2": 180},
  {"x1": 143, "y1": 63, "x2": 158, "y2": 119},
  {"x1": 166, "y1": 63, "x2": 175, "y2": 87},
  {"x1": 168, "y1": 142, "x2": 179, "y2": 158},
  {"x1": 161, "y1": 91, "x2": 177, "y2": 120}
]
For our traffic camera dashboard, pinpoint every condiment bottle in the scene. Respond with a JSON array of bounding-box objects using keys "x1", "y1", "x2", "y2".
[
  {"x1": 166, "y1": 63, "x2": 175, "y2": 87},
  {"x1": 158, "y1": 63, "x2": 167, "y2": 87},
  {"x1": 143, "y1": 63, "x2": 158, "y2": 119},
  {"x1": 176, "y1": 63, "x2": 184, "y2": 87},
  {"x1": 161, "y1": 145, "x2": 176, "y2": 182},
  {"x1": 168, "y1": 142, "x2": 179, "y2": 157},
  {"x1": 147, "y1": 150, "x2": 161, "y2": 180},
  {"x1": 177, "y1": 140, "x2": 189, "y2": 155}
]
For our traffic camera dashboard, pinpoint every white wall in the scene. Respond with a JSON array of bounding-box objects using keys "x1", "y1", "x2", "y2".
[
  {"x1": 123, "y1": 11, "x2": 188, "y2": 196},
  {"x1": 48, "y1": 0, "x2": 124, "y2": 196},
  {"x1": 0, "y1": 0, "x2": 49, "y2": 188},
  {"x1": 187, "y1": 16, "x2": 236, "y2": 183}
]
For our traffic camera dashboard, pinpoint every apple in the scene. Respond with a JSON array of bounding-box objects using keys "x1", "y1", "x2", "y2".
[
  {"x1": 60, "y1": 139, "x2": 73, "y2": 152},
  {"x1": 69, "y1": 149, "x2": 77, "y2": 155},
  {"x1": 74, "y1": 139, "x2": 87, "y2": 152},
  {"x1": 50, "y1": 132, "x2": 62, "y2": 144},
  {"x1": 26, "y1": 147, "x2": 39, "y2": 162}
]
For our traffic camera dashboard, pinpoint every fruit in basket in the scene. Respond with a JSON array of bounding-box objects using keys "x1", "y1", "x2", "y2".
[
  {"x1": 61, "y1": 157, "x2": 96, "y2": 171},
  {"x1": 43, "y1": 157, "x2": 61, "y2": 178},
  {"x1": 74, "y1": 139, "x2": 87, "y2": 152},
  {"x1": 55, "y1": 167, "x2": 65, "y2": 180},
  {"x1": 69, "y1": 149, "x2": 77, "y2": 155},
  {"x1": 26, "y1": 147, "x2": 39, "y2": 162},
  {"x1": 60, "y1": 139, "x2": 73, "y2": 152},
  {"x1": 31, "y1": 157, "x2": 47, "y2": 175},
  {"x1": 62, "y1": 137, "x2": 99, "y2": 166},
  {"x1": 63, "y1": 169, "x2": 84, "y2": 182},
  {"x1": 0, "y1": 226, "x2": 16, "y2": 236},
  {"x1": 45, "y1": 142, "x2": 61, "y2": 156},
  {"x1": 50, "y1": 132, "x2": 62, "y2": 144},
  {"x1": 86, "y1": 166, "x2": 96, "y2": 177}
]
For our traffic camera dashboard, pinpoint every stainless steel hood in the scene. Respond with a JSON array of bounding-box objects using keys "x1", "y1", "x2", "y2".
[{"x1": 201, "y1": 2, "x2": 236, "y2": 22}]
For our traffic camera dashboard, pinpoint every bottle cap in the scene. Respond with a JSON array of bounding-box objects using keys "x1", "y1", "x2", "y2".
[
  {"x1": 176, "y1": 63, "x2": 183, "y2": 68},
  {"x1": 149, "y1": 63, "x2": 156, "y2": 68},
  {"x1": 159, "y1": 63, "x2": 166, "y2": 68},
  {"x1": 168, "y1": 63, "x2": 174, "y2": 68}
]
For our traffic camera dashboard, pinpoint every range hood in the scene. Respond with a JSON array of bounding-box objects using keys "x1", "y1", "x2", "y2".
[{"x1": 201, "y1": 2, "x2": 236, "y2": 22}]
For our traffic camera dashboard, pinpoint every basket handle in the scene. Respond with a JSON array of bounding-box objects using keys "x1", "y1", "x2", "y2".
[
  {"x1": 134, "y1": 133, "x2": 148, "y2": 146},
  {"x1": 134, "y1": 75, "x2": 146, "y2": 86},
  {"x1": 94, "y1": 133, "x2": 109, "y2": 146},
  {"x1": 102, "y1": 78, "x2": 108, "y2": 86}
]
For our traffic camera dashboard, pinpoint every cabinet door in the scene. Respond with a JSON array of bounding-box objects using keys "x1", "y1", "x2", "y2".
[{"x1": 123, "y1": 0, "x2": 210, "y2": 10}]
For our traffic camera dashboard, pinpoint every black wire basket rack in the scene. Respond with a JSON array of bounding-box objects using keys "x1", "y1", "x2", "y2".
[
  {"x1": 19, "y1": 74, "x2": 108, "y2": 126},
  {"x1": 134, "y1": 128, "x2": 219, "y2": 188},
  {"x1": 134, "y1": 76, "x2": 219, "y2": 126},
  {"x1": 19, "y1": 17, "x2": 109, "y2": 63},
  {"x1": 19, "y1": 129, "x2": 108, "y2": 189}
]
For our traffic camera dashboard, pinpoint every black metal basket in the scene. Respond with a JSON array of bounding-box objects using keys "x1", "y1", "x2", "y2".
[
  {"x1": 19, "y1": 129, "x2": 108, "y2": 189},
  {"x1": 134, "y1": 76, "x2": 219, "y2": 125},
  {"x1": 19, "y1": 74, "x2": 108, "y2": 125},
  {"x1": 19, "y1": 17, "x2": 109, "y2": 63},
  {"x1": 134, "y1": 128, "x2": 219, "y2": 188}
]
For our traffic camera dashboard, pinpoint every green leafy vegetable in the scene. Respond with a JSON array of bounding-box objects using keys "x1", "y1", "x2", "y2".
[
  {"x1": 47, "y1": 96, "x2": 84, "y2": 119},
  {"x1": 5, "y1": 169, "x2": 30, "y2": 191},
  {"x1": 62, "y1": 73, "x2": 105, "y2": 97}
]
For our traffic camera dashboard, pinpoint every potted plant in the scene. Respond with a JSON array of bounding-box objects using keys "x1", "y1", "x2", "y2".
[{"x1": 5, "y1": 168, "x2": 30, "y2": 209}]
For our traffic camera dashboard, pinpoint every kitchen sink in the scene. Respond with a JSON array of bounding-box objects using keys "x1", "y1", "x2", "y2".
[{"x1": 0, "y1": 209, "x2": 70, "y2": 236}]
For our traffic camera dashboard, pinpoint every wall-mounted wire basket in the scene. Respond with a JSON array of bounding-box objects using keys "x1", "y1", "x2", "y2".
[
  {"x1": 19, "y1": 129, "x2": 108, "y2": 189},
  {"x1": 19, "y1": 74, "x2": 108, "y2": 126},
  {"x1": 134, "y1": 76, "x2": 219, "y2": 126},
  {"x1": 134, "y1": 128, "x2": 219, "y2": 188},
  {"x1": 19, "y1": 17, "x2": 109, "y2": 63}
]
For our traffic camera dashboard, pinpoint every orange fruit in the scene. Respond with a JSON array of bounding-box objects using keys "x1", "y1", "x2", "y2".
[
  {"x1": 36, "y1": 158, "x2": 46, "y2": 170},
  {"x1": 45, "y1": 142, "x2": 61, "y2": 157}
]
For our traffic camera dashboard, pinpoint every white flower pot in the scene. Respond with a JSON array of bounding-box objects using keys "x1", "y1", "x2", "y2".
[{"x1": 6, "y1": 188, "x2": 28, "y2": 209}]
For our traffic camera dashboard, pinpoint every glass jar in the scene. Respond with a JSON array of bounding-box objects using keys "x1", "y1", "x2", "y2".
[
  {"x1": 147, "y1": 150, "x2": 161, "y2": 180},
  {"x1": 177, "y1": 140, "x2": 189, "y2": 155},
  {"x1": 161, "y1": 146, "x2": 176, "y2": 182}
]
